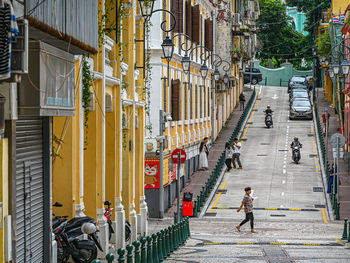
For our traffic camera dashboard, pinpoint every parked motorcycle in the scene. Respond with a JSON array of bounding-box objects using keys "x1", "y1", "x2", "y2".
[
  {"x1": 52, "y1": 202, "x2": 103, "y2": 263},
  {"x1": 265, "y1": 113, "x2": 273, "y2": 128},
  {"x1": 291, "y1": 145, "x2": 301, "y2": 164},
  {"x1": 104, "y1": 201, "x2": 115, "y2": 241}
]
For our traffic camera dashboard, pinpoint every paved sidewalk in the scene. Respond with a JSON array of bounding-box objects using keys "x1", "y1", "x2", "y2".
[
  {"x1": 148, "y1": 87, "x2": 254, "y2": 233},
  {"x1": 315, "y1": 88, "x2": 350, "y2": 219}
]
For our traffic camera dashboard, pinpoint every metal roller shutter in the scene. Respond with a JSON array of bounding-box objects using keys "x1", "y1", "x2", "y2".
[{"x1": 15, "y1": 117, "x2": 44, "y2": 263}]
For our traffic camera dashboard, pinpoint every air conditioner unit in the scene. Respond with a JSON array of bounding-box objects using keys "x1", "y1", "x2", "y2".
[
  {"x1": 135, "y1": 115, "x2": 139, "y2": 129},
  {"x1": 11, "y1": 19, "x2": 28, "y2": 74},
  {"x1": 105, "y1": 94, "x2": 113, "y2": 112},
  {"x1": 88, "y1": 91, "x2": 95, "y2": 111},
  {"x1": 233, "y1": 13, "x2": 241, "y2": 25},
  {"x1": 122, "y1": 112, "x2": 128, "y2": 129}
]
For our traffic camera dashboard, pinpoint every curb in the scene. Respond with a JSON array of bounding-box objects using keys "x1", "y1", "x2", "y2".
[
  {"x1": 198, "y1": 86, "x2": 259, "y2": 219},
  {"x1": 312, "y1": 100, "x2": 334, "y2": 221}
]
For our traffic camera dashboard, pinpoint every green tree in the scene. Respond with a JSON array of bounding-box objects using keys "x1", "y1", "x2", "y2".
[{"x1": 257, "y1": 0, "x2": 311, "y2": 68}]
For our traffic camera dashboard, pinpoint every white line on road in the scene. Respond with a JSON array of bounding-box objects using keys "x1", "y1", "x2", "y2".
[
  {"x1": 282, "y1": 180, "x2": 286, "y2": 184},
  {"x1": 283, "y1": 169, "x2": 286, "y2": 174},
  {"x1": 281, "y1": 192, "x2": 285, "y2": 196}
]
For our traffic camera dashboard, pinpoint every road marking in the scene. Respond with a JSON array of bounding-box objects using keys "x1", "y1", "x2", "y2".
[
  {"x1": 322, "y1": 209, "x2": 328, "y2": 223},
  {"x1": 280, "y1": 205, "x2": 284, "y2": 207},
  {"x1": 213, "y1": 207, "x2": 319, "y2": 211},
  {"x1": 200, "y1": 242, "x2": 340, "y2": 247},
  {"x1": 281, "y1": 192, "x2": 285, "y2": 196},
  {"x1": 282, "y1": 180, "x2": 286, "y2": 184},
  {"x1": 241, "y1": 94, "x2": 260, "y2": 139},
  {"x1": 283, "y1": 165, "x2": 286, "y2": 168},
  {"x1": 335, "y1": 238, "x2": 350, "y2": 248},
  {"x1": 283, "y1": 169, "x2": 286, "y2": 174},
  {"x1": 209, "y1": 181, "x2": 227, "y2": 213}
]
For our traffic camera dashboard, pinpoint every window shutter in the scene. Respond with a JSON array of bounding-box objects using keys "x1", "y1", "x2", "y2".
[
  {"x1": 171, "y1": 0, "x2": 176, "y2": 33},
  {"x1": 175, "y1": 0, "x2": 183, "y2": 33},
  {"x1": 209, "y1": 20, "x2": 213, "y2": 51},
  {"x1": 171, "y1": 79, "x2": 181, "y2": 121},
  {"x1": 192, "y1": 5, "x2": 200, "y2": 43},
  {"x1": 205, "y1": 18, "x2": 210, "y2": 49},
  {"x1": 186, "y1": 0, "x2": 192, "y2": 37}
]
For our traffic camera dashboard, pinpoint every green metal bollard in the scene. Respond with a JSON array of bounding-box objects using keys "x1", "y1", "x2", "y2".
[
  {"x1": 118, "y1": 248, "x2": 126, "y2": 263},
  {"x1": 92, "y1": 260, "x2": 101, "y2": 263},
  {"x1": 177, "y1": 223, "x2": 181, "y2": 247},
  {"x1": 336, "y1": 202, "x2": 340, "y2": 220},
  {"x1": 348, "y1": 222, "x2": 350, "y2": 242},
  {"x1": 157, "y1": 231, "x2": 163, "y2": 261},
  {"x1": 133, "y1": 240, "x2": 141, "y2": 263},
  {"x1": 162, "y1": 230, "x2": 167, "y2": 259},
  {"x1": 174, "y1": 223, "x2": 179, "y2": 249},
  {"x1": 126, "y1": 244, "x2": 133, "y2": 263},
  {"x1": 165, "y1": 228, "x2": 170, "y2": 257},
  {"x1": 152, "y1": 233, "x2": 159, "y2": 263},
  {"x1": 180, "y1": 220, "x2": 185, "y2": 245},
  {"x1": 193, "y1": 201, "x2": 198, "y2": 217},
  {"x1": 146, "y1": 236, "x2": 153, "y2": 263},
  {"x1": 106, "y1": 253, "x2": 115, "y2": 263},
  {"x1": 169, "y1": 226, "x2": 175, "y2": 252},
  {"x1": 174, "y1": 212, "x2": 178, "y2": 224},
  {"x1": 140, "y1": 237, "x2": 147, "y2": 263},
  {"x1": 342, "y1": 219, "x2": 348, "y2": 239}
]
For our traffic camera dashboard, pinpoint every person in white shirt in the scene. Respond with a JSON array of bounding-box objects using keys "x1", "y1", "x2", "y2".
[{"x1": 232, "y1": 138, "x2": 242, "y2": 169}]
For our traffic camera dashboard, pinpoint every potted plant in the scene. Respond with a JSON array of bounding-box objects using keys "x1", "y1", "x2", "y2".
[{"x1": 232, "y1": 47, "x2": 241, "y2": 61}]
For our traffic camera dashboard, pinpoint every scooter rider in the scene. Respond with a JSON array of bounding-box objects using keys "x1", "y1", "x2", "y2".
[
  {"x1": 264, "y1": 105, "x2": 273, "y2": 115},
  {"x1": 290, "y1": 136, "x2": 302, "y2": 148},
  {"x1": 264, "y1": 105, "x2": 274, "y2": 127}
]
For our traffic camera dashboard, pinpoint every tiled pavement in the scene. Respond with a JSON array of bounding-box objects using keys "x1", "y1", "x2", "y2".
[
  {"x1": 315, "y1": 88, "x2": 350, "y2": 219},
  {"x1": 148, "y1": 86, "x2": 254, "y2": 234}
]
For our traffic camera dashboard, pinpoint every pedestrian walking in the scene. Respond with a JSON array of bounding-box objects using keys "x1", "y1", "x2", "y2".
[
  {"x1": 225, "y1": 142, "x2": 234, "y2": 171},
  {"x1": 232, "y1": 138, "x2": 242, "y2": 169},
  {"x1": 203, "y1": 137, "x2": 210, "y2": 157},
  {"x1": 327, "y1": 163, "x2": 338, "y2": 194},
  {"x1": 239, "y1": 93, "x2": 246, "y2": 111},
  {"x1": 236, "y1": 186, "x2": 256, "y2": 233},
  {"x1": 322, "y1": 110, "x2": 329, "y2": 136},
  {"x1": 198, "y1": 141, "x2": 209, "y2": 171}
]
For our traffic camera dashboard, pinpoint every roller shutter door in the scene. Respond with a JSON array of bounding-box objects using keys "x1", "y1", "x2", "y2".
[{"x1": 15, "y1": 117, "x2": 45, "y2": 262}]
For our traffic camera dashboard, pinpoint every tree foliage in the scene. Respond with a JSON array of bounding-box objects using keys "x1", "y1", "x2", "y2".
[
  {"x1": 256, "y1": 0, "x2": 311, "y2": 68},
  {"x1": 316, "y1": 30, "x2": 331, "y2": 57}
]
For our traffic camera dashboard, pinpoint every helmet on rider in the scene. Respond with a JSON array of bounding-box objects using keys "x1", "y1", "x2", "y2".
[
  {"x1": 294, "y1": 136, "x2": 298, "y2": 141},
  {"x1": 267, "y1": 105, "x2": 271, "y2": 109}
]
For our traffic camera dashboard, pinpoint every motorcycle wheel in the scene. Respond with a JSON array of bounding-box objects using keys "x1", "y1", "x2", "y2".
[{"x1": 71, "y1": 247, "x2": 97, "y2": 263}]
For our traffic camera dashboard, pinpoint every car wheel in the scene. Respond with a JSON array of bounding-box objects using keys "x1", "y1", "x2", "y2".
[{"x1": 252, "y1": 78, "x2": 258, "y2": 85}]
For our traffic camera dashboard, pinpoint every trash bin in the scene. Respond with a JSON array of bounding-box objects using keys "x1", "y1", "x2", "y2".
[{"x1": 182, "y1": 191, "x2": 193, "y2": 216}]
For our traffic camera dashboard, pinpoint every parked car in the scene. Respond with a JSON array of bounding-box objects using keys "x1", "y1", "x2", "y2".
[
  {"x1": 244, "y1": 67, "x2": 263, "y2": 85},
  {"x1": 288, "y1": 76, "x2": 307, "y2": 93},
  {"x1": 289, "y1": 89, "x2": 309, "y2": 103},
  {"x1": 289, "y1": 98, "x2": 313, "y2": 120}
]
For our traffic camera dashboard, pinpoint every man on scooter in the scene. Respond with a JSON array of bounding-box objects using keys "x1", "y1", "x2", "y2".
[
  {"x1": 290, "y1": 136, "x2": 302, "y2": 148},
  {"x1": 264, "y1": 105, "x2": 274, "y2": 127},
  {"x1": 264, "y1": 105, "x2": 273, "y2": 115}
]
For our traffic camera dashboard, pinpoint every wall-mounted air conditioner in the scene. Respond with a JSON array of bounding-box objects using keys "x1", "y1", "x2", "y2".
[
  {"x1": 105, "y1": 94, "x2": 113, "y2": 112},
  {"x1": 11, "y1": 19, "x2": 28, "y2": 74}
]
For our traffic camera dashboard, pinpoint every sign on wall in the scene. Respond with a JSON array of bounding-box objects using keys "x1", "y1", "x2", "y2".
[{"x1": 144, "y1": 160, "x2": 160, "y2": 189}]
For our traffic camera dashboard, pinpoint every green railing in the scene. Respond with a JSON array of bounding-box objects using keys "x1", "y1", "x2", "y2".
[
  {"x1": 192, "y1": 89, "x2": 257, "y2": 216},
  {"x1": 314, "y1": 101, "x2": 339, "y2": 219},
  {"x1": 92, "y1": 217, "x2": 190, "y2": 263}
]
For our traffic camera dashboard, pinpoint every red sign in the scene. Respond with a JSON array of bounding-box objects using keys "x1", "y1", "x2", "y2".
[
  {"x1": 144, "y1": 160, "x2": 160, "y2": 189},
  {"x1": 171, "y1": 148, "x2": 187, "y2": 164}
]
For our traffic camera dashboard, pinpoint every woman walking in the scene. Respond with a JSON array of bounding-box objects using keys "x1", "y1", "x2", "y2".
[
  {"x1": 198, "y1": 141, "x2": 209, "y2": 170},
  {"x1": 225, "y1": 142, "x2": 233, "y2": 171}
]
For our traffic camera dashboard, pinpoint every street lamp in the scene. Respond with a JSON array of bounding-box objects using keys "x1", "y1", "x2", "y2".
[
  {"x1": 161, "y1": 36, "x2": 175, "y2": 62},
  {"x1": 181, "y1": 55, "x2": 191, "y2": 74},
  {"x1": 200, "y1": 63, "x2": 209, "y2": 79},
  {"x1": 223, "y1": 73, "x2": 229, "y2": 84},
  {"x1": 138, "y1": 0, "x2": 155, "y2": 19},
  {"x1": 325, "y1": 58, "x2": 330, "y2": 66},
  {"x1": 341, "y1": 59, "x2": 350, "y2": 76},
  {"x1": 329, "y1": 67, "x2": 334, "y2": 79},
  {"x1": 333, "y1": 62, "x2": 340, "y2": 75},
  {"x1": 213, "y1": 68, "x2": 220, "y2": 80}
]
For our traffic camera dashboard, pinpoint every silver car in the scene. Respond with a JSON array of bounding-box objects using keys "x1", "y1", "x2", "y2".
[
  {"x1": 289, "y1": 89, "x2": 309, "y2": 103},
  {"x1": 289, "y1": 98, "x2": 313, "y2": 120}
]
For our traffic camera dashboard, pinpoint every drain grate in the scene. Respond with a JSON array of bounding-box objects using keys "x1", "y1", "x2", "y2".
[
  {"x1": 217, "y1": 189, "x2": 227, "y2": 194},
  {"x1": 313, "y1": 187, "x2": 324, "y2": 192},
  {"x1": 308, "y1": 134, "x2": 314, "y2": 137},
  {"x1": 204, "y1": 213, "x2": 217, "y2": 217},
  {"x1": 257, "y1": 154, "x2": 268, "y2": 156},
  {"x1": 314, "y1": 204, "x2": 326, "y2": 208},
  {"x1": 270, "y1": 214, "x2": 286, "y2": 217},
  {"x1": 241, "y1": 138, "x2": 248, "y2": 141},
  {"x1": 309, "y1": 154, "x2": 318, "y2": 158},
  {"x1": 279, "y1": 149, "x2": 289, "y2": 152},
  {"x1": 260, "y1": 143, "x2": 270, "y2": 145}
]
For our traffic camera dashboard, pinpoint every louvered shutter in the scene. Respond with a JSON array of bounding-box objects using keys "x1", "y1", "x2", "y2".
[
  {"x1": 205, "y1": 18, "x2": 210, "y2": 49},
  {"x1": 15, "y1": 117, "x2": 49, "y2": 262},
  {"x1": 171, "y1": 79, "x2": 181, "y2": 121},
  {"x1": 192, "y1": 5, "x2": 200, "y2": 43},
  {"x1": 209, "y1": 20, "x2": 213, "y2": 51},
  {"x1": 186, "y1": 0, "x2": 192, "y2": 37},
  {"x1": 171, "y1": 0, "x2": 176, "y2": 33},
  {"x1": 175, "y1": 0, "x2": 183, "y2": 33}
]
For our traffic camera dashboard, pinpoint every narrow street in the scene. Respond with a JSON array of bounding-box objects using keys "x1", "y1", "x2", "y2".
[{"x1": 165, "y1": 85, "x2": 350, "y2": 262}]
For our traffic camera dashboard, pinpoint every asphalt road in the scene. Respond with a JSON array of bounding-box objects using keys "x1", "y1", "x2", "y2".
[{"x1": 165, "y1": 86, "x2": 350, "y2": 262}]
